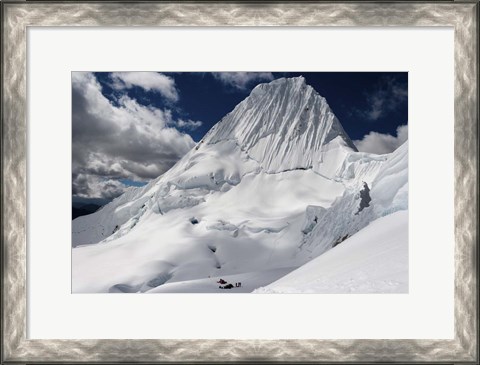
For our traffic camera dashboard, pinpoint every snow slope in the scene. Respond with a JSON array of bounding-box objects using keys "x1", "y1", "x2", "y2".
[
  {"x1": 254, "y1": 211, "x2": 408, "y2": 294},
  {"x1": 71, "y1": 168, "x2": 345, "y2": 293},
  {"x1": 296, "y1": 141, "x2": 408, "y2": 260},
  {"x1": 146, "y1": 267, "x2": 296, "y2": 293},
  {"x1": 72, "y1": 76, "x2": 408, "y2": 293}
]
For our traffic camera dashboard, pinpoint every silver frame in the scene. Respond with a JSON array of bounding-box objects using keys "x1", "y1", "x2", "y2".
[{"x1": 2, "y1": 1, "x2": 478, "y2": 363}]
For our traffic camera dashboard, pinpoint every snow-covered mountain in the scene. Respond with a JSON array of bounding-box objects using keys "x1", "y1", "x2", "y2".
[{"x1": 72, "y1": 77, "x2": 408, "y2": 293}]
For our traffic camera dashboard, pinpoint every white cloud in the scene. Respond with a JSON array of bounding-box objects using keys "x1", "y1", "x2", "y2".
[
  {"x1": 353, "y1": 125, "x2": 408, "y2": 154},
  {"x1": 212, "y1": 72, "x2": 274, "y2": 90},
  {"x1": 174, "y1": 119, "x2": 203, "y2": 130},
  {"x1": 110, "y1": 72, "x2": 179, "y2": 102},
  {"x1": 72, "y1": 72, "x2": 196, "y2": 199}
]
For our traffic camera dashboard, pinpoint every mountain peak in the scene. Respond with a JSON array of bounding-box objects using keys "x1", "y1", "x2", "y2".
[
  {"x1": 257, "y1": 75, "x2": 306, "y2": 87},
  {"x1": 250, "y1": 76, "x2": 307, "y2": 95},
  {"x1": 203, "y1": 77, "x2": 357, "y2": 173}
]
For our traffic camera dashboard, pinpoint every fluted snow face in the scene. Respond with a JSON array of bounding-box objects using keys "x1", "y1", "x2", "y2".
[{"x1": 203, "y1": 77, "x2": 357, "y2": 173}]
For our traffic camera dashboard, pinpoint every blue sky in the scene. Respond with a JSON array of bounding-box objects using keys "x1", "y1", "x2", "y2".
[{"x1": 72, "y1": 72, "x2": 407, "y2": 201}]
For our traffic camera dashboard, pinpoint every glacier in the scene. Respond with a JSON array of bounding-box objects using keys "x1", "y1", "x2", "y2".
[{"x1": 72, "y1": 76, "x2": 408, "y2": 293}]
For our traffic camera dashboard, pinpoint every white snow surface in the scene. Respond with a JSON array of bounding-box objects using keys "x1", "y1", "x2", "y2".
[
  {"x1": 72, "y1": 77, "x2": 408, "y2": 293},
  {"x1": 297, "y1": 141, "x2": 408, "y2": 260},
  {"x1": 146, "y1": 267, "x2": 296, "y2": 293},
  {"x1": 254, "y1": 211, "x2": 408, "y2": 294}
]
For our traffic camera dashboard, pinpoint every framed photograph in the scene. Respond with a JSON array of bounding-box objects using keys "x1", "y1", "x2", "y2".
[
  {"x1": 71, "y1": 70, "x2": 409, "y2": 295},
  {"x1": 2, "y1": 1, "x2": 478, "y2": 363}
]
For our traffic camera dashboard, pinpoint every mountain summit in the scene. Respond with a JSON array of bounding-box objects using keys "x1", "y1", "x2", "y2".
[
  {"x1": 203, "y1": 77, "x2": 357, "y2": 174},
  {"x1": 72, "y1": 77, "x2": 408, "y2": 294}
]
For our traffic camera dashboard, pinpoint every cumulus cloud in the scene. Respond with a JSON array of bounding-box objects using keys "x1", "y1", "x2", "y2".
[
  {"x1": 359, "y1": 76, "x2": 408, "y2": 121},
  {"x1": 110, "y1": 72, "x2": 179, "y2": 102},
  {"x1": 72, "y1": 174, "x2": 127, "y2": 200},
  {"x1": 353, "y1": 125, "x2": 408, "y2": 154},
  {"x1": 212, "y1": 72, "x2": 274, "y2": 90},
  {"x1": 72, "y1": 72, "x2": 196, "y2": 199}
]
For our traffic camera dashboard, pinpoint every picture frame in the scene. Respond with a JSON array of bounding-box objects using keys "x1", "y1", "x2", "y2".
[{"x1": 2, "y1": 1, "x2": 478, "y2": 363}]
